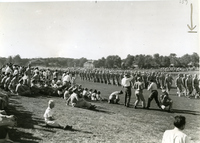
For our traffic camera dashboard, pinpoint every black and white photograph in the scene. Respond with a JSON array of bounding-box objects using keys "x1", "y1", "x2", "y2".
[{"x1": 0, "y1": 0, "x2": 199, "y2": 142}]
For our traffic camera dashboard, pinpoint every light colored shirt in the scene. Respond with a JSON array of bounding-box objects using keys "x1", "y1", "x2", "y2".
[
  {"x1": 67, "y1": 92, "x2": 79, "y2": 105},
  {"x1": 121, "y1": 75, "x2": 133, "y2": 87},
  {"x1": 109, "y1": 91, "x2": 120, "y2": 100},
  {"x1": 134, "y1": 81, "x2": 144, "y2": 91},
  {"x1": 162, "y1": 127, "x2": 189, "y2": 143},
  {"x1": 63, "y1": 75, "x2": 72, "y2": 83},
  {"x1": 148, "y1": 82, "x2": 157, "y2": 91},
  {"x1": 43, "y1": 107, "x2": 54, "y2": 121}
]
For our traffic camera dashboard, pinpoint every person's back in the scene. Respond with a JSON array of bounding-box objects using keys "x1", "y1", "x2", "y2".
[
  {"x1": 162, "y1": 128, "x2": 188, "y2": 143},
  {"x1": 162, "y1": 115, "x2": 189, "y2": 143}
]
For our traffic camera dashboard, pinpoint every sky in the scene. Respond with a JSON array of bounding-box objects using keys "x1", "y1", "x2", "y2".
[{"x1": 0, "y1": 0, "x2": 199, "y2": 60}]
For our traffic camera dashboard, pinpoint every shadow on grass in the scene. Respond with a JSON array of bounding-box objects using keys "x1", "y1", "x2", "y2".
[
  {"x1": 94, "y1": 108, "x2": 115, "y2": 114},
  {"x1": 5, "y1": 97, "x2": 43, "y2": 143},
  {"x1": 42, "y1": 125, "x2": 93, "y2": 134},
  {"x1": 172, "y1": 109, "x2": 200, "y2": 116}
]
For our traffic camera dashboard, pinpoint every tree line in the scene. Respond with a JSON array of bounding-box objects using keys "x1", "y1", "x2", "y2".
[{"x1": 0, "y1": 52, "x2": 199, "y2": 69}]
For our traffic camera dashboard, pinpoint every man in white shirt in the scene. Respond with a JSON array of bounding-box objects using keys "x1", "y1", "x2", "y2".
[
  {"x1": 162, "y1": 115, "x2": 190, "y2": 143},
  {"x1": 121, "y1": 73, "x2": 133, "y2": 107},
  {"x1": 146, "y1": 79, "x2": 161, "y2": 109},
  {"x1": 62, "y1": 72, "x2": 72, "y2": 87}
]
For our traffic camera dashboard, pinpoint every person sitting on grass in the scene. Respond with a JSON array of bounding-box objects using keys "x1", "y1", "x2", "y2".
[
  {"x1": 91, "y1": 90, "x2": 97, "y2": 101},
  {"x1": 96, "y1": 91, "x2": 106, "y2": 101},
  {"x1": 82, "y1": 88, "x2": 90, "y2": 99},
  {"x1": 162, "y1": 115, "x2": 189, "y2": 143},
  {"x1": 160, "y1": 89, "x2": 173, "y2": 112},
  {"x1": 15, "y1": 79, "x2": 32, "y2": 96},
  {"x1": 108, "y1": 90, "x2": 123, "y2": 104},
  {"x1": 66, "y1": 88, "x2": 97, "y2": 110},
  {"x1": 30, "y1": 79, "x2": 41, "y2": 95},
  {"x1": 43, "y1": 100, "x2": 72, "y2": 130},
  {"x1": 0, "y1": 110, "x2": 17, "y2": 143}
]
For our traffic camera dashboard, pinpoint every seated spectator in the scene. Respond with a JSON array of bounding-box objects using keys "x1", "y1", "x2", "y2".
[
  {"x1": 0, "y1": 73, "x2": 9, "y2": 90},
  {"x1": 0, "y1": 111, "x2": 17, "y2": 143},
  {"x1": 43, "y1": 100, "x2": 72, "y2": 130},
  {"x1": 91, "y1": 90, "x2": 97, "y2": 101},
  {"x1": 82, "y1": 88, "x2": 90, "y2": 99},
  {"x1": 66, "y1": 88, "x2": 96, "y2": 110},
  {"x1": 4, "y1": 74, "x2": 12, "y2": 91},
  {"x1": 108, "y1": 90, "x2": 123, "y2": 104},
  {"x1": 41, "y1": 80, "x2": 56, "y2": 96},
  {"x1": 160, "y1": 90, "x2": 173, "y2": 112},
  {"x1": 0, "y1": 92, "x2": 9, "y2": 110},
  {"x1": 96, "y1": 91, "x2": 103, "y2": 101},
  {"x1": 8, "y1": 72, "x2": 19, "y2": 94},
  {"x1": 30, "y1": 79, "x2": 41, "y2": 95},
  {"x1": 15, "y1": 79, "x2": 31, "y2": 96}
]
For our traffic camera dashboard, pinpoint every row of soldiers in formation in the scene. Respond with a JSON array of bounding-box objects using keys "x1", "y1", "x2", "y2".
[
  {"x1": 0, "y1": 63, "x2": 199, "y2": 98},
  {"x1": 79, "y1": 69, "x2": 199, "y2": 98}
]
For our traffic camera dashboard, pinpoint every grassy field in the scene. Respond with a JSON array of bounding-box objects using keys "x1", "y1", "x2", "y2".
[{"x1": 4, "y1": 76, "x2": 200, "y2": 143}]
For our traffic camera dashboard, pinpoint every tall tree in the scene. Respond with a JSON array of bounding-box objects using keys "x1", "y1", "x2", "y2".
[
  {"x1": 13, "y1": 54, "x2": 22, "y2": 65},
  {"x1": 105, "y1": 55, "x2": 121, "y2": 68},
  {"x1": 124, "y1": 54, "x2": 134, "y2": 68},
  {"x1": 6, "y1": 56, "x2": 13, "y2": 64}
]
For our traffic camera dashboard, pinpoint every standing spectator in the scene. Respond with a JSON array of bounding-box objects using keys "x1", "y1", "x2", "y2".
[
  {"x1": 133, "y1": 77, "x2": 146, "y2": 109},
  {"x1": 62, "y1": 72, "x2": 72, "y2": 87},
  {"x1": 121, "y1": 73, "x2": 133, "y2": 107},
  {"x1": 162, "y1": 115, "x2": 189, "y2": 143},
  {"x1": 146, "y1": 79, "x2": 161, "y2": 109}
]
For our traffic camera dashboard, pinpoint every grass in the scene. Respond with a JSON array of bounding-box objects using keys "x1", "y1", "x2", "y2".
[{"x1": 3, "y1": 76, "x2": 200, "y2": 143}]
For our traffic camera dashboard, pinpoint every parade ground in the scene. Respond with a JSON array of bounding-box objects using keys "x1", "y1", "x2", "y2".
[{"x1": 4, "y1": 75, "x2": 200, "y2": 143}]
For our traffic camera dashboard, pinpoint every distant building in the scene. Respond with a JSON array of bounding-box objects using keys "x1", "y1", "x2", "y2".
[{"x1": 83, "y1": 60, "x2": 94, "y2": 69}]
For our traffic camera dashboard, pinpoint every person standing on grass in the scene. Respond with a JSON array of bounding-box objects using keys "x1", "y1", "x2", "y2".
[
  {"x1": 192, "y1": 74, "x2": 199, "y2": 98},
  {"x1": 165, "y1": 74, "x2": 172, "y2": 94},
  {"x1": 175, "y1": 74, "x2": 183, "y2": 97},
  {"x1": 121, "y1": 73, "x2": 133, "y2": 107},
  {"x1": 44, "y1": 100, "x2": 72, "y2": 130},
  {"x1": 133, "y1": 77, "x2": 146, "y2": 109},
  {"x1": 185, "y1": 75, "x2": 193, "y2": 98},
  {"x1": 162, "y1": 115, "x2": 190, "y2": 143},
  {"x1": 146, "y1": 79, "x2": 161, "y2": 109},
  {"x1": 182, "y1": 74, "x2": 187, "y2": 96}
]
